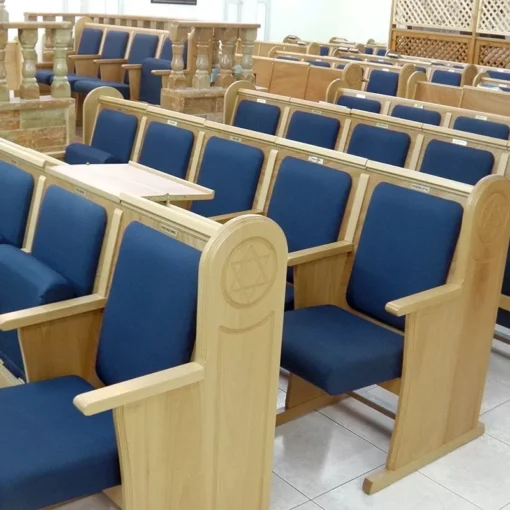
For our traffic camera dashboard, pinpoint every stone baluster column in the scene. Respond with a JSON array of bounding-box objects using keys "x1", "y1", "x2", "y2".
[
  {"x1": 19, "y1": 28, "x2": 39, "y2": 99},
  {"x1": 192, "y1": 27, "x2": 213, "y2": 89},
  {"x1": 239, "y1": 28, "x2": 257, "y2": 83},
  {"x1": 43, "y1": 15, "x2": 57, "y2": 62},
  {"x1": 215, "y1": 27, "x2": 238, "y2": 88},
  {"x1": 0, "y1": 0, "x2": 9, "y2": 22},
  {"x1": 51, "y1": 26, "x2": 71, "y2": 98},
  {"x1": 62, "y1": 16, "x2": 75, "y2": 51},
  {"x1": 211, "y1": 29, "x2": 220, "y2": 70},
  {"x1": 167, "y1": 24, "x2": 189, "y2": 89},
  {"x1": 0, "y1": 26, "x2": 8, "y2": 101}
]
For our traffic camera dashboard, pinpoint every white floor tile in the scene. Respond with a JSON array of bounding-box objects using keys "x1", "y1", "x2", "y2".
[
  {"x1": 316, "y1": 470, "x2": 479, "y2": 510},
  {"x1": 488, "y1": 341, "x2": 510, "y2": 388},
  {"x1": 360, "y1": 386, "x2": 399, "y2": 414},
  {"x1": 273, "y1": 412, "x2": 386, "y2": 499},
  {"x1": 279, "y1": 369, "x2": 289, "y2": 392},
  {"x1": 483, "y1": 400, "x2": 510, "y2": 445},
  {"x1": 293, "y1": 502, "x2": 323, "y2": 510},
  {"x1": 271, "y1": 474, "x2": 308, "y2": 510},
  {"x1": 481, "y1": 377, "x2": 510, "y2": 415},
  {"x1": 56, "y1": 494, "x2": 118, "y2": 509},
  {"x1": 321, "y1": 396, "x2": 393, "y2": 452},
  {"x1": 421, "y1": 434, "x2": 510, "y2": 510},
  {"x1": 277, "y1": 389, "x2": 287, "y2": 410}
]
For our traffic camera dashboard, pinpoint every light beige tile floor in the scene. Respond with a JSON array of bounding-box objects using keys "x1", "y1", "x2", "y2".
[{"x1": 57, "y1": 338, "x2": 510, "y2": 510}]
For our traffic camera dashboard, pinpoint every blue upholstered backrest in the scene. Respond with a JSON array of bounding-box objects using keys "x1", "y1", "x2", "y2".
[
  {"x1": 32, "y1": 186, "x2": 107, "y2": 296},
  {"x1": 96, "y1": 222, "x2": 199, "y2": 386},
  {"x1": 337, "y1": 95, "x2": 381, "y2": 113},
  {"x1": 453, "y1": 116, "x2": 510, "y2": 140},
  {"x1": 366, "y1": 70, "x2": 399, "y2": 96},
  {"x1": 320, "y1": 46, "x2": 329, "y2": 56},
  {"x1": 191, "y1": 137, "x2": 264, "y2": 217},
  {"x1": 365, "y1": 48, "x2": 374, "y2": 55},
  {"x1": 432, "y1": 70, "x2": 462, "y2": 86},
  {"x1": 125, "y1": 33, "x2": 159, "y2": 83},
  {"x1": 391, "y1": 104, "x2": 442, "y2": 126},
  {"x1": 307, "y1": 60, "x2": 331, "y2": 68},
  {"x1": 419, "y1": 140, "x2": 494, "y2": 185},
  {"x1": 77, "y1": 28, "x2": 103, "y2": 55},
  {"x1": 267, "y1": 157, "x2": 352, "y2": 254},
  {"x1": 160, "y1": 38, "x2": 173, "y2": 60},
  {"x1": 488, "y1": 70, "x2": 510, "y2": 81},
  {"x1": 101, "y1": 30, "x2": 129, "y2": 59},
  {"x1": 139, "y1": 122, "x2": 194, "y2": 178},
  {"x1": 233, "y1": 100, "x2": 281, "y2": 135},
  {"x1": 139, "y1": 58, "x2": 170, "y2": 104},
  {"x1": 347, "y1": 183, "x2": 463, "y2": 330},
  {"x1": 286, "y1": 111, "x2": 340, "y2": 149},
  {"x1": 347, "y1": 124, "x2": 411, "y2": 166},
  {"x1": 277, "y1": 56, "x2": 299, "y2": 61},
  {"x1": 376, "y1": 48, "x2": 387, "y2": 56},
  {"x1": 91, "y1": 109, "x2": 138, "y2": 162},
  {"x1": 0, "y1": 162, "x2": 34, "y2": 247},
  {"x1": 337, "y1": 64, "x2": 346, "y2": 70}
]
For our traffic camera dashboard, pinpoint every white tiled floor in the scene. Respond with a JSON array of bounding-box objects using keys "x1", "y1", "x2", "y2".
[{"x1": 59, "y1": 339, "x2": 510, "y2": 510}]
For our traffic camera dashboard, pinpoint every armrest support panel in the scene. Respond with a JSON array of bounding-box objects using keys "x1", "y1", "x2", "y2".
[{"x1": 288, "y1": 241, "x2": 354, "y2": 267}]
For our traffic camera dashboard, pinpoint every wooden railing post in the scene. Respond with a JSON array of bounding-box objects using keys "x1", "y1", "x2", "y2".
[
  {"x1": 215, "y1": 27, "x2": 238, "y2": 88},
  {"x1": 0, "y1": 0, "x2": 8, "y2": 22},
  {"x1": 0, "y1": 26, "x2": 8, "y2": 101},
  {"x1": 239, "y1": 28, "x2": 257, "y2": 83},
  {"x1": 167, "y1": 24, "x2": 188, "y2": 89},
  {"x1": 51, "y1": 26, "x2": 71, "y2": 98},
  {"x1": 192, "y1": 26, "x2": 213, "y2": 89},
  {"x1": 19, "y1": 28, "x2": 39, "y2": 100}
]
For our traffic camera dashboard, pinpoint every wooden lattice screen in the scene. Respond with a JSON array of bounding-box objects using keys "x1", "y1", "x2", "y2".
[{"x1": 477, "y1": 0, "x2": 510, "y2": 36}]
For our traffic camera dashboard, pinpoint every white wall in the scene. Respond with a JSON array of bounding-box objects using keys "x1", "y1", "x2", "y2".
[{"x1": 121, "y1": 0, "x2": 225, "y2": 21}]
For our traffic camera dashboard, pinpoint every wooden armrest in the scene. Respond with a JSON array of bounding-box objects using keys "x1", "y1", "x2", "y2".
[
  {"x1": 288, "y1": 241, "x2": 354, "y2": 267},
  {"x1": 385, "y1": 284, "x2": 462, "y2": 317},
  {"x1": 151, "y1": 69, "x2": 172, "y2": 76},
  {"x1": 36, "y1": 62, "x2": 54, "y2": 69},
  {"x1": 210, "y1": 209, "x2": 263, "y2": 223},
  {"x1": 0, "y1": 294, "x2": 107, "y2": 331},
  {"x1": 74, "y1": 362, "x2": 204, "y2": 415},
  {"x1": 69, "y1": 54, "x2": 101, "y2": 61},
  {"x1": 122, "y1": 64, "x2": 143, "y2": 70},
  {"x1": 94, "y1": 58, "x2": 128, "y2": 65},
  {"x1": 45, "y1": 150, "x2": 65, "y2": 160}
]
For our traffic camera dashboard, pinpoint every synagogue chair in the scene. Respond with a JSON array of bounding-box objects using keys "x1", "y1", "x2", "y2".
[
  {"x1": 285, "y1": 110, "x2": 341, "y2": 149},
  {"x1": 452, "y1": 116, "x2": 510, "y2": 141},
  {"x1": 390, "y1": 104, "x2": 442, "y2": 126},
  {"x1": 233, "y1": 99, "x2": 282, "y2": 134},
  {"x1": 366, "y1": 69, "x2": 400, "y2": 96},
  {"x1": 431, "y1": 69, "x2": 462, "y2": 87},
  {"x1": 336, "y1": 94, "x2": 382, "y2": 113}
]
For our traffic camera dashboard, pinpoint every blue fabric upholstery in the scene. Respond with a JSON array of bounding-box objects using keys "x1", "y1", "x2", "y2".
[
  {"x1": 337, "y1": 64, "x2": 346, "y2": 70},
  {"x1": 337, "y1": 95, "x2": 381, "y2": 113},
  {"x1": 73, "y1": 79, "x2": 130, "y2": 99},
  {"x1": 432, "y1": 70, "x2": 462, "y2": 86},
  {"x1": 0, "y1": 162, "x2": 34, "y2": 247},
  {"x1": 126, "y1": 33, "x2": 159, "y2": 77},
  {"x1": 64, "y1": 143, "x2": 122, "y2": 165},
  {"x1": 233, "y1": 99, "x2": 281, "y2": 135},
  {"x1": 101, "y1": 30, "x2": 129, "y2": 59},
  {"x1": 77, "y1": 28, "x2": 103, "y2": 56},
  {"x1": 90, "y1": 109, "x2": 138, "y2": 162},
  {"x1": 36, "y1": 69, "x2": 55, "y2": 85},
  {"x1": 488, "y1": 70, "x2": 510, "y2": 81},
  {"x1": 347, "y1": 182, "x2": 463, "y2": 330},
  {"x1": 376, "y1": 48, "x2": 387, "y2": 56},
  {"x1": 281, "y1": 305, "x2": 404, "y2": 395},
  {"x1": 139, "y1": 58, "x2": 170, "y2": 104},
  {"x1": 285, "y1": 284, "x2": 295, "y2": 311},
  {"x1": 453, "y1": 116, "x2": 510, "y2": 140},
  {"x1": 365, "y1": 48, "x2": 374, "y2": 55},
  {"x1": 139, "y1": 122, "x2": 194, "y2": 178},
  {"x1": 391, "y1": 104, "x2": 442, "y2": 125},
  {"x1": 320, "y1": 46, "x2": 329, "y2": 56},
  {"x1": 0, "y1": 376, "x2": 119, "y2": 510},
  {"x1": 191, "y1": 137, "x2": 264, "y2": 217},
  {"x1": 96, "y1": 222, "x2": 199, "y2": 385},
  {"x1": 420, "y1": 140, "x2": 494, "y2": 185},
  {"x1": 347, "y1": 124, "x2": 411, "y2": 166},
  {"x1": 160, "y1": 38, "x2": 173, "y2": 60},
  {"x1": 416, "y1": 66, "x2": 427, "y2": 73},
  {"x1": 286, "y1": 111, "x2": 340, "y2": 149},
  {"x1": 366, "y1": 70, "x2": 399, "y2": 96},
  {"x1": 307, "y1": 60, "x2": 331, "y2": 67},
  {"x1": 277, "y1": 56, "x2": 299, "y2": 61}
]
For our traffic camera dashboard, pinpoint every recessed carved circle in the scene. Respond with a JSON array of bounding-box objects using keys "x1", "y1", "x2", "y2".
[
  {"x1": 479, "y1": 193, "x2": 508, "y2": 245},
  {"x1": 223, "y1": 238, "x2": 277, "y2": 307}
]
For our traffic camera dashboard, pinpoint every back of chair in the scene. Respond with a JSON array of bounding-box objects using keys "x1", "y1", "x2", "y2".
[
  {"x1": 347, "y1": 124, "x2": 411, "y2": 166},
  {"x1": 96, "y1": 222, "x2": 200, "y2": 386},
  {"x1": 366, "y1": 70, "x2": 399, "y2": 96},
  {"x1": 77, "y1": 28, "x2": 103, "y2": 56},
  {"x1": 432, "y1": 70, "x2": 461, "y2": 87},
  {"x1": 307, "y1": 60, "x2": 330, "y2": 68},
  {"x1": 139, "y1": 122, "x2": 194, "y2": 178},
  {"x1": 453, "y1": 116, "x2": 510, "y2": 141},
  {"x1": 160, "y1": 37, "x2": 173, "y2": 61},
  {"x1": 346, "y1": 183, "x2": 463, "y2": 330},
  {"x1": 125, "y1": 33, "x2": 160, "y2": 84},
  {"x1": 101, "y1": 30, "x2": 129, "y2": 60},
  {"x1": 376, "y1": 48, "x2": 387, "y2": 56},
  {"x1": 91, "y1": 109, "x2": 138, "y2": 162},
  {"x1": 32, "y1": 186, "x2": 107, "y2": 297},
  {"x1": 191, "y1": 137, "x2": 264, "y2": 217},
  {"x1": 0, "y1": 162, "x2": 34, "y2": 247},
  {"x1": 233, "y1": 99, "x2": 281, "y2": 135},
  {"x1": 391, "y1": 104, "x2": 442, "y2": 126},
  {"x1": 420, "y1": 140, "x2": 494, "y2": 185},
  {"x1": 488, "y1": 70, "x2": 510, "y2": 81},
  {"x1": 139, "y1": 58, "x2": 170, "y2": 104},
  {"x1": 337, "y1": 95, "x2": 381, "y2": 113},
  {"x1": 286, "y1": 111, "x2": 340, "y2": 149}
]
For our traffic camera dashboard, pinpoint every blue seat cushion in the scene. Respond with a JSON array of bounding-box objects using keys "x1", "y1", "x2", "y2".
[
  {"x1": 191, "y1": 137, "x2": 264, "y2": 217},
  {"x1": 139, "y1": 122, "x2": 194, "y2": 178},
  {"x1": 285, "y1": 284, "x2": 294, "y2": 311},
  {"x1": 286, "y1": 111, "x2": 340, "y2": 149},
  {"x1": 73, "y1": 79, "x2": 130, "y2": 99},
  {"x1": 233, "y1": 100, "x2": 281, "y2": 135},
  {"x1": 420, "y1": 140, "x2": 494, "y2": 185},
  {"x1": 488, "y1": 70, "x2": 510, "y2": 81},
  {"x1": 391, "y1": 104, "x2": 442, "y2": 126},
  {"x1": 36, "y1": 69, "x2": 54, "y2": 85},
  {"x1": 139, "y1": 58, "x2": 170, "y2": 105},
  {"x1": 432, "y1": 70, "x2": 462, "y2": 87},
  {"x1": 347, "y1": 182, "x2": 462, "y2": 330},
  {"x1": 0, "y1": 376, "x2": 119, "y2": 510},
  {"x1": 366, "y1": 70, "x2": 399, "y2": 96},
  {"x1": 347, "y1": 124, "x2": 411, "y2": 167},
  {"x1": 64, "y1": 143, "x2": 121, "y2": 165},
  {"x1": 281, "y1": 305, "x2": 404, "y2": 395},
  {"x1": 337, "y1": 95, "x2": 381, "y2": 113},
  {"x1": 307, "y1": 60, "x2": 330, "y2": 68},
  {"x1": 453, "y1": 116, "x2": 510, "y2": 141}
]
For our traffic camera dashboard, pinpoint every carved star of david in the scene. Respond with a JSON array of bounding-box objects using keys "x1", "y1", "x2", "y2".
[{"x1": 481, "y1": 197, "x2": 507, "y2": 243}]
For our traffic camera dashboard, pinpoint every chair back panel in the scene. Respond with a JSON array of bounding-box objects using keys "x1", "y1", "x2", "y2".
[
  {"x1": 286, "y1": 111, "x2": 340, "y2": 149},
  {"x1": 233, "y1": 100, "x2": 281, "y2": 135}
]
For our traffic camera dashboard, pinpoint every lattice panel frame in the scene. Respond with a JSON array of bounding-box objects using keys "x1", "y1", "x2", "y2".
[
  {"x1": 477, "y1": 0, "x2": 510, "y2": 36},
  {"x1": 476, "y1": 41, "x2": 510, "y2": 67},
  {"x1": 394, "y1": 34, "x2": 471, "y2": 62},
  {"x1": 393, "y1": 0, "x2": 477, "y2": 30}
]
